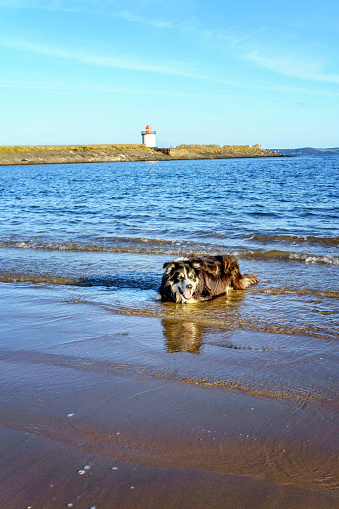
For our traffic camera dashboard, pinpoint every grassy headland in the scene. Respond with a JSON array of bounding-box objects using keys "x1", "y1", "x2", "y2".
[{"x1": 0, "y1": 143, "x2": 281, "y2": 166}]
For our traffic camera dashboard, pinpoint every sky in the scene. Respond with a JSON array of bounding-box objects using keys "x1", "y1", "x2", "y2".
[{"x1": 0, "y1": 0, "x2": 338, "y2": 148}]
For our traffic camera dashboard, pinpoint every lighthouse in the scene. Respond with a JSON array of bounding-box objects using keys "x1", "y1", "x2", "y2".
[{"x1": 141, "y1": 125, "x2": 157, "y2": 148}]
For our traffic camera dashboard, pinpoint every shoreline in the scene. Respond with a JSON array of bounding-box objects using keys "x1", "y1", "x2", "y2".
[{"x1": 0, "y1": 143, "x2": 282, "y2": 166}]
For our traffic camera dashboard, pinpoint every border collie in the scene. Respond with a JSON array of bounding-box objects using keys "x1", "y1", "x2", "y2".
[{"x1": 157, "y1": 254, "x2": 259, "y2": 303}]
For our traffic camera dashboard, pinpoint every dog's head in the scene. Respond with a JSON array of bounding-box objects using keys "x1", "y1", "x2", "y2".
[{"x1": 163, "y1": 260, "x2": 200, "y2": 302}]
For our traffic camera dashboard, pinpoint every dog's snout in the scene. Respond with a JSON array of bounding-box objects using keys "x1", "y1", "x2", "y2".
[{"x1": 186, "y1": 283, "x2": 193, "y2": 290}]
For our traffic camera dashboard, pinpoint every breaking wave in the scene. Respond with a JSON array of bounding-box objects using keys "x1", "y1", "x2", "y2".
[
  {"x1": 1, "y1": 236, "x2": 338, "y2": 266},
  {"x1": 245, "y1": 233, "x2": 339, "y2": 247}
]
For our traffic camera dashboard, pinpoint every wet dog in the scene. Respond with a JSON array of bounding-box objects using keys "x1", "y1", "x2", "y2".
[{"x1": 157, "y1": 254, "x2": 259, "y2": 303}]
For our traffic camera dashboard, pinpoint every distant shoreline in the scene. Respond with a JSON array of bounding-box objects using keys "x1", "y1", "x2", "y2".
[
  {"x1": 0, "y1": 143, "x2": 282, "y2": 166},
  {"x1": 270, "y1": 147, "x2": 339, "y2": 156}
]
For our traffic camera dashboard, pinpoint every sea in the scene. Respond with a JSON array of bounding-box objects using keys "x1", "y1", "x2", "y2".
[{"x1": 0, "y1": 154, "x2": 338, "y2": 504}]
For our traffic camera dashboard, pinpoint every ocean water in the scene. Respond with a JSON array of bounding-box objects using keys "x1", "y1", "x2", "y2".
[
  {"x1": 0, "y1": 155, "x2": 338, "y2": 498},
  {"x1": 0, "y1": 156, "x2": 339, "y2": 360},
  {"x1": 1, "y1": 156, "x2": 338, "y2": 380}
]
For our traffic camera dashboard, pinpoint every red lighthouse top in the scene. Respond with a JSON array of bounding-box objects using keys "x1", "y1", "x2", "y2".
[{"x1": 141, "y1": 125, "x2": 156, "y2": 136}]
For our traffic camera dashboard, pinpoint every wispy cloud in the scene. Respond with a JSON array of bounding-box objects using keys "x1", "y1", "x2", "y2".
[
  {"x1": 3, "y1": 1, "x2": 334, "y2": 86},
  {"x1": 1, "y1": 77, "x2": 338, "y2": 100},
  {"x1": 0, "y1": 1, "x2": 243, "y2": 47},
  {"x1": 0, "y1": 35, "x2": 260, "y2": 89},
  {"x1": 0, "y1": 35, "x2": 268, "y2": 92},
  {"x1": 116, "y1": 9, "x2": 244, "y2": 46},
  {"x1": 0, "y1": 80, "x2": 204, "y2": 96},
  {"x1": 244, "y1": 51, "x2": 339, "y2": 84},
  {"x1": 0, "y1": 0, "x2": 100, "y2": 9},
  {"x1": 1, "y1": 2, "x2": 337, "y2": 89},
  {"x1": 2, "y1": 35, "x2": 338, "y2": 99},
  {"x1": 118, "y1": 10, "x2": 178, "y2": 30},
  {"x1": 0, "y1": 0, "x2": 72, "y2": 9},
  {"x1": 115, "y1": 9, "x2": 338, "y2": 85},
  {"x1": 0, "y1": 36, "x2": 203, "y2": 77},
  {"x1": 0, "y1": 0, "x2": 169, "y2": 12}
]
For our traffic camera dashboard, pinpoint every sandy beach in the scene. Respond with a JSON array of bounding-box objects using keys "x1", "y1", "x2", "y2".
[{"x1": 1, "y1": 283, "x2": 338, "y2": 509}]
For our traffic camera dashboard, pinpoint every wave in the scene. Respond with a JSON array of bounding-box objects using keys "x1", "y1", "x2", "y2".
[
  {"x1": 0, "y1": 272, "x2": 79, "y2": 286},
  {"x1": 0, "y1": 236, "x2": 204, "y2": 253},
  {"x1": 261, "y1": 287, "x2": 339, "y2": 299},
  {"x1": 244, "y1": 233, "x2": 339, "y2": 247},
  {"x1": 1, "y1": 236, "x2": 338, "y2": 266},
  {"x1": 0, "y1": 347, "x2": 330, "y2": 404},
  {"x1": 171, "y1": 231, "x2": 339, "y2": 247},
  {"x1": 0, "y1": 271, "x2": 162, "y2": 292},
  {"x1": 1, "y1": 268, "x2": 338, "y2": 343},
  {"x1": 2, "y1": 269, "x2": 339, "y2": 300}
]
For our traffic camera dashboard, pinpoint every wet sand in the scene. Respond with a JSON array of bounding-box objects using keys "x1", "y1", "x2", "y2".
[{"x1": 0, "y1": 283, "x2": 338, "y2": 508}]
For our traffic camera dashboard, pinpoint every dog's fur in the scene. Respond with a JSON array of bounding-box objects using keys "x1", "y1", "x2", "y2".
[{"x1": 158, "y1": 254, "x2": 259, "y2": 303}]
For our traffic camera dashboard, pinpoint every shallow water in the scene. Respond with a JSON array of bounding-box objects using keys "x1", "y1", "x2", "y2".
[
  {"x1": 0, "y1": 156, "x2": 338, "y2": 397},
  {"x1": 1, "y1": 156, "x2": 338, "y2": 339},
  {"x1": 0, "y1": 156, "x2": 338, "y2": 504}
]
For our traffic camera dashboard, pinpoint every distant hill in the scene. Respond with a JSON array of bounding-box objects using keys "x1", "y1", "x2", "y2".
[{"x1": 269, "y1": 147, "x2": 339, "y2": 156}]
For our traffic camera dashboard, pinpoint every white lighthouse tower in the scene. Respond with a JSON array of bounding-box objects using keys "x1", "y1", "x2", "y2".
[{"x1": 141, "y1": 124, "x2": 157, "y2": 148}]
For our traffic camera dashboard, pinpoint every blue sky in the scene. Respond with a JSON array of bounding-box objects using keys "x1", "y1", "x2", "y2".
[{"x1": 0, "y1": 0, "x2": 338, "y2": 148}]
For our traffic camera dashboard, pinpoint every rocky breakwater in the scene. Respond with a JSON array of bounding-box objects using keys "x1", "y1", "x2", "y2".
[
  {"x1": 168, "y1": 144, "x2": 280, "y2": 159},
  {"x1": 0, "y1": 143, "x2": 281, "y2": 166}
]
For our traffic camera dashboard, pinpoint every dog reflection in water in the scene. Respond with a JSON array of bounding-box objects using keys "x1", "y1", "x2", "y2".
[
  {"x1": 162, "y1": 319, "x2": 203, "y2": 353},
  {"x1": 157, "y1": 254, "x2": 259, "y2": 304}
]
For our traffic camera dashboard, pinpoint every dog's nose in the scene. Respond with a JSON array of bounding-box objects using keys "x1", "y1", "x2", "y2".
[{"x1": 186, "y1": 284, "x2": 193, "y2": 290}]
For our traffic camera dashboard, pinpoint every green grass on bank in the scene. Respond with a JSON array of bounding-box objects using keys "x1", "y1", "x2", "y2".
[
  {"x1": 175, "y1": 144, "x2": 261, "y2": 152},
  {"x1": 0, "y1": 143, "x2": 272, "y2": 158},
  {"x1": 0, "y1": 144, "x2": 151, "y2": 155}
]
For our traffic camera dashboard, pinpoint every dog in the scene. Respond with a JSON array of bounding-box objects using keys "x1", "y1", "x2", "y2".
[{"x1": 157, "y1": 254, "x2": 259, "y2": 303}]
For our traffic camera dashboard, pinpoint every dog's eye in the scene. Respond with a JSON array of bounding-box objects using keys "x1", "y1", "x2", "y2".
[{"x1": 188, "y1": 273, "x2": 196, "y2": 280}]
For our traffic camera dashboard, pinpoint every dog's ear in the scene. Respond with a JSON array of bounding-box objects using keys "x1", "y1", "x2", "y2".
[
  {"x1": 163, "y1": 261, "x2": 175, "y2": 271},
  {"x1": 192, "y1": 262, "x2": 201, "y2": 270}
]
